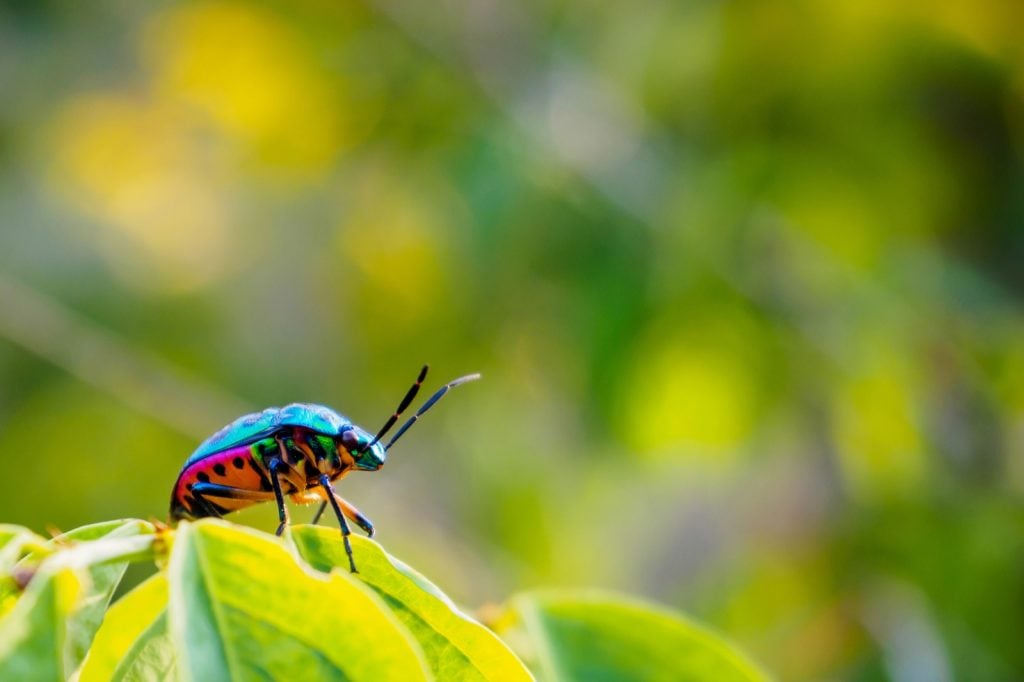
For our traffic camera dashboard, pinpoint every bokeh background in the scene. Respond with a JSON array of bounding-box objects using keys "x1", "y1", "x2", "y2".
[{"x1": 2, "y1": 1, "x2": 1024, "y2": 679}]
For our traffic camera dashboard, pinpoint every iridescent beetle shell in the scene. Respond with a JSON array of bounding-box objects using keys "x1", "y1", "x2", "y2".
[
  {"x1": 186, "y1": 403, "x2": 386, "y2": 471},
  {"x1": 168, "y1": 366, "x2": 481, "y2": 572}
]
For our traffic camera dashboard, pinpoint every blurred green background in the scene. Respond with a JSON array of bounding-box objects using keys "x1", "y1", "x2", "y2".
[{"x1": 2, "y1": 1, "x2": 1024, "y2": 679}]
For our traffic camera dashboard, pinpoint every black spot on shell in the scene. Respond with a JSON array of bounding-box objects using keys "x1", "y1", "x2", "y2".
[
  {"x1": 213, "y1": 463, "x2": 227, "y2": 477},
  {"x1": 197, "y1": 472, "x2": 210, "y2": 483},
  {"x1": 233, "y1": 457, "x2": 244, "y2": 469}
]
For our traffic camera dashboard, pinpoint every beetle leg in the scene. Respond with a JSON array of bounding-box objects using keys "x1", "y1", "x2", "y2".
[
  {"x1": 306, "y1": 492, "x2": 372, "y2": 536},
  {"x1": 311, "y1": 501, "x2": 328, "y2": 525},
  {"x1": 189, "y1": 489, "x2": 227, "y2": 519},
  {"x1": 335, "y1": 494, "x2": 374, "y2": 537},
  {"x1": 318, "y1": 474, "x2": 357, "y2": 573},
  {"x1": 268, "y1": 458, "x2": 290, "y2": 536},
  {"x1": 274, "y1": 436, "x2": 306, "y2": 491},
  {"x1": 191, "y1": 482, "x2": 274, "y2": 503}
]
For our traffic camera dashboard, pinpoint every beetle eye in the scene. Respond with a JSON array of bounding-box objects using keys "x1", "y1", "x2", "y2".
[{"x1": 341, "y1": 430, "x2": 362, "y2": 453}]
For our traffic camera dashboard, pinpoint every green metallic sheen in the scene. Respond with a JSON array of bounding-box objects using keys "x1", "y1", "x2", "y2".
[
  {"x1": 276, "y1": 403, "x2": 351, "y2": 434},
  {"x1": 186, "y1": 403, "x2": 355, "y2": 466}
]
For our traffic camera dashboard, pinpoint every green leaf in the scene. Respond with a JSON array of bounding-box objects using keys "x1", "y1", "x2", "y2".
[
  {"x1": 0, "y1": 525, "x2": 50, "y2": 617},
  {"x1": 0, "y1": 519, "x2": 161, "y2": 680},
  {"x1": 0, "y1": 525, "x2": 49, "y2": 573},
  {"x1": 39, "y1": 521, "x2": 158, "y2": 574},
  {"x1": 78, "y1": 573, "x2": 174, "y2": 682},
  {"x1": 50, "y1": 519, "x2": 156, "y2": 545},
  {"x1": 291, "y1": 525, "x2": 533, "y2": 682},
  {"x1": 495, "y1": 591, "x2": 771, "y2": 682},
  {"x1": 46, "y1": 520, "x2": 158, "y2": 674},
  {"x1": 113, "y1": 613, "x2": 174, "y2": 682},
  {"x1": 0, "y1": 566, "x2": 82, "y2": 682},
  {"x1": 8, "y1": 519, "x2": 156, "y2": 570},
  {"x1": 168, "y1": 520, "x2": 431, "y2": 682}
]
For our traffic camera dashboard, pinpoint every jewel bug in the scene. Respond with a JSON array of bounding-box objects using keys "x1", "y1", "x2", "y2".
[{"x1": 169, "y1": 365, "x2": 479, "y2": 571}]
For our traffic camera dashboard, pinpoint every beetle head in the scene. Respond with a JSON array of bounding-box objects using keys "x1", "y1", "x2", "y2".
[{"x1": 339, "y1": 427, "x2": 386, "y2": 471}]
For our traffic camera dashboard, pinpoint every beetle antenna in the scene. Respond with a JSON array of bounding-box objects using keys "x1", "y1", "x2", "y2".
[
  {"x1": 385, "y1": 372, "x2": 481, "y2": 450},
  {"x1": 362, "y1": 365, "x2": 429, "y2": 452}
]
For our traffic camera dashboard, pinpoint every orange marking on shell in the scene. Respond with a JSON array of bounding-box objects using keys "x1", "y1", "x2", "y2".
[
  {"x1": 335, "y1": 442, "x2": 356, "y2": 469},
  {"x1": 173, "y1": 445, "x2": 270, "y2": 512}
]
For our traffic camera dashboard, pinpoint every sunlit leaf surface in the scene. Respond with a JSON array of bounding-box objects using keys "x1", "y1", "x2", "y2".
[
  {"x1": 0, "y1": 567, "x2": 81, "y2": 681},
  {"x1": 51, "y1": 520, "x2": 158, "y2": 674},
  {"x1": 0, "y1": 519, "x2": 158, "y2": 679},
  {"x1": 79, "y1": 574, "x2": 173, "y2": 682},
  {"x1": 167, "y1": 520, "x2": 430, "y2": 681},
  {"x1": 0, "y1": 525, "x2": 48, "y2": 574},
  {"x1": 291, "y1": 525, "x2": 533, "y2": 681},
  {"x1": 496, "y1": 591, "x2": 770, "y2": 682}
]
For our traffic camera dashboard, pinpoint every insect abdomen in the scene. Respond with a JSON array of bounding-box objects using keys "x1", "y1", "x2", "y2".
[
  {"x1": 170, "y1": 428, "x2": 351, "y2": 519},
  {"x1": 171, "y1": 443, "x2": 274, "y2": 518}
]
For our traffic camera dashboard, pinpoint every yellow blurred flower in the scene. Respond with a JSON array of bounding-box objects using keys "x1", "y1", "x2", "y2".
[
  {"x1": 618, "y1": 314, "x2": 762, "y2": 461},
  {"x1": 143, "y1": 1, "x2": 362, "y2": 172},
  {"x1": 334, "y1": 165, "x2": 463, "y2": 334},
  {"x1": 834, "y1": 343, "x2": 927, "y2": 500},
  {"x1": 50, "y1": 93, "x2": 234, "y2": 293}
]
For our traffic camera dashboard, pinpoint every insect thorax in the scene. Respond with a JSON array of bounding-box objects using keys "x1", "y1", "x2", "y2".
[{"x1": 249, "y1": 429, "x2": 351, "y2": 480}]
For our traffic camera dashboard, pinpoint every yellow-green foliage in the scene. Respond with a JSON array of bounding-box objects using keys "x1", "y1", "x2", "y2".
[{"x1": 0, "y1": 520, "x2": 768, "y2": 681}]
